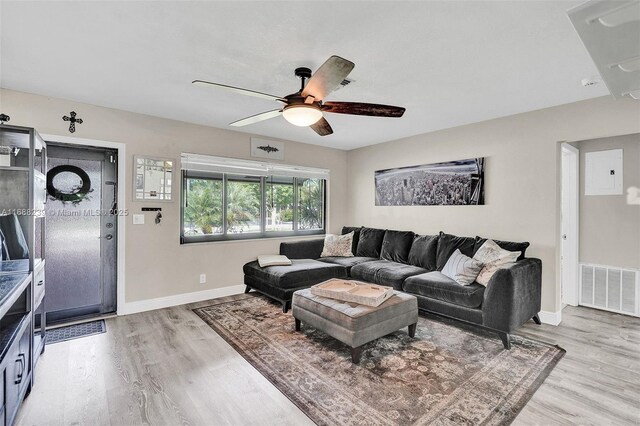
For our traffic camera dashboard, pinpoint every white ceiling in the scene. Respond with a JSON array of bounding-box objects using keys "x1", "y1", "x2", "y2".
[{"x1": 0, "y1": 1, "x2": 609, "y2": 150}]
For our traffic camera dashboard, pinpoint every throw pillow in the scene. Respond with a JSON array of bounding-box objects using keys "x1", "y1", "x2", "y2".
[
  {"x1": 473, "y1": 239, "x2": 521, "y2": 286},
  {"x1": 380, "y1": 230, "x2": 415, "y2": 263},
  {"x1": 257, "y1": 255, "x2": 292, "y2": 267},
  {"x1": 441, "y1": 249, "x2": 484, "y2": 286},
  {"x1": 473, "y1": 237, "x2": 529, "y2": 261},
  {"x1": 435, "y1": 232, "x2": 477, "y2": 271},
  {"x1": 321, "y1": 232, "x2": 355, "y2": 257},
  {"x1": 0, "y1": 230, "x2": 6, "y2": 260},
  {"x1": 0, "y1": 214, "x2": 29, "y2": 259},
  {"x1": 407, "y1": 234, "x2": 438, "y2": 270},
  {"x1": 341, "y1": 226, "x2": 362, "y2": 255},
  {"x1": 356, "y1": 227, "x2": 386, "y2": 258}
]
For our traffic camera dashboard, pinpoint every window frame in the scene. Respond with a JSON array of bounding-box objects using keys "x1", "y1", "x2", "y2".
[{"x1": 180, "y1": 170, "x2": 326, "y2": 244}]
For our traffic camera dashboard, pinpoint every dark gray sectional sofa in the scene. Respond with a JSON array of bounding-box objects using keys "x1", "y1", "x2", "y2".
[{"x1": 243, "y1": 226, "x2": 542, "y2": 349}]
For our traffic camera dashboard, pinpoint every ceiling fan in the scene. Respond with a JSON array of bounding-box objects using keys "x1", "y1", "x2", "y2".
[{"x1": 193, "y1": 55, "x2": 405, "y2": 136}]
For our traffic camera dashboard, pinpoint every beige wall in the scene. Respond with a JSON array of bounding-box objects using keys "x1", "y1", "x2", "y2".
[
  {"x1": 0, "y1": 89, "x2": 348, "y2": 304},
  {"x1": 574, "y1": 134, "x2": 640, "y2": 269},
  {"x1": 346, "y1": 96, "x2": 640, "y2": 313}
]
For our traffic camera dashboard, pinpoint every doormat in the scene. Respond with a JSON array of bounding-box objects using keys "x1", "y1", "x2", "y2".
[{"x1": 45, "y1": 319, "x2": 106, "y2": 345}]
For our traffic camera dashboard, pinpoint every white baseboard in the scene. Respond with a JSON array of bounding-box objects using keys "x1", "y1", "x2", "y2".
[
  {"x1": 120, "y1": 284, "x2": 245, "y2": 316},
  {"x1": 538, "y1": 310, "x2": 562, "y2": 326}
]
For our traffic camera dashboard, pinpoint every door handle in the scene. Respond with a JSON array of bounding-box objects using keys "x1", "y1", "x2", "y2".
[{"x1": 15, "y1": 353, "x2": 25, "y2": 384}]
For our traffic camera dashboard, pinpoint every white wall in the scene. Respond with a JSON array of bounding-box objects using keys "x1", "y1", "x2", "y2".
[
  {"x1": 346, "y1": 96, "x2": 640, "y2": 313},
  {"x1": 0, "y1": 89, "x2": 348, "y2": 307}
]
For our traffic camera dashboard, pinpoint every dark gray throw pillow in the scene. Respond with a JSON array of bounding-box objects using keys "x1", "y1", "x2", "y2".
[
  {"x1": 435, "y1": 232, "x2": 477, "y2": 271},
  {"x1": 0, "y1": 229, "x2": 7, "y2": 260},
  {"x1": 381, "y1": 230, "x2": 415, "y2": 264},
  {"x1": 473, "y1": 237, "x2": 529, "y2": 261},
  {"x1": 342, "y1": 226, "x2": 363, "y2": 255},
  {"x1": 0, "y1": 214, "x2": 29, "y2": 260},
  {"x1": 408, "y1": 234, "x2": 438, "y2": 270},
  {"x1": 356, "y1": 227, "x2": 386, "y2": 258}
]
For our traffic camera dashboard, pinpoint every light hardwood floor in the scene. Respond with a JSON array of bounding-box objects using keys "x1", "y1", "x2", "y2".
[{"x1": 16, "y1": 301, "x2": 640, "y2": 426}]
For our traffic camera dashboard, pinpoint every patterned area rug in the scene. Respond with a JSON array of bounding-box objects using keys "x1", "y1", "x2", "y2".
[{"x1": 194, "y1": 294, "x2": 564, "y2": 426}]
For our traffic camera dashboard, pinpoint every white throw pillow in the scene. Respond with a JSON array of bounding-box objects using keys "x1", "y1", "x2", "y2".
[
  {"x1": 473, "y1": 239, "x2": 521, "y2": 286},
  {"x1": 257, "y1": 255, "x2": 292, "y2": 267},
  {"x1": 441, "y1": 249, "x2": 484, "y2": 286},
  {"x1": 321, "y1": 232, "x2": 355, "y2": 257}
]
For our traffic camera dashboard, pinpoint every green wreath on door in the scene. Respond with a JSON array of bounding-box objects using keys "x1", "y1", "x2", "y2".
[{"x1": 47, "y1": 165, "x2": 92, "y2": 202}]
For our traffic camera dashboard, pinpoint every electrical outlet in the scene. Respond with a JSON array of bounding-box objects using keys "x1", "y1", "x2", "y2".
[{"x1": 199, "y1": 274, "x2": 206, "y2": 284}]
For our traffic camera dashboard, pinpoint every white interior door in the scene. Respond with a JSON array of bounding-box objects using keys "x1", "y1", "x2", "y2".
[{"x1": 561, "y1": 144, "x2": 579, "y2": 306}]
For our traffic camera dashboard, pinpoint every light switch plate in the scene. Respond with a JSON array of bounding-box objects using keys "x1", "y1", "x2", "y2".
[{"x1": 133, "y1": 214, "x2": 145, "y2": 225}]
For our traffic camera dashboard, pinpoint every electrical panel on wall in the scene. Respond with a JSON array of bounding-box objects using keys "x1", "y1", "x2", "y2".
[{"x1": 585, "y1": 149, "x2": 623, "y2": 195}]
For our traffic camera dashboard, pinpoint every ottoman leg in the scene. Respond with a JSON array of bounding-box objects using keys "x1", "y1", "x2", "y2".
[
  {"x1": 244, "y1": 285, "x2": 251, "y2": 294},
  {"x1": 351, "y1": 346, "x2": 363, "y2": 364},
  {"x1": 294, "y1": 318, "x2": 301, "y2": 331},
  {"x1": 408, "y1": 323, "x2": 417, "y2": 338}
]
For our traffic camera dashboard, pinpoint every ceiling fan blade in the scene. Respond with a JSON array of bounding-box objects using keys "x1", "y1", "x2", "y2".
[
  {"x1": 310, "y1": 117, "x2": 333, "y2": 136},
  {"x1": 193, "y1": 80, "x2": 285, "y2": 102},
  {"x1": 322, "y1": 102, "x2": 405, "y2": 117},
  {"x1": 229, "y1": 109, "x2": 282, "y2": 127},
  {"x1": 301, "y1": 56, "x2": 355, "y2": 101}
]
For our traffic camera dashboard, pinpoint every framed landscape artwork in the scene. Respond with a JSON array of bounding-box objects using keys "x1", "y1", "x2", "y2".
[{"x1": 375, "y1": 158, "x2": 485, "y2": 206}]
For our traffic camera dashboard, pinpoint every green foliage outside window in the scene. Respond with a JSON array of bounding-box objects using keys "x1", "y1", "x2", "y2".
[
  {"x1": 298, "y1": 178, "x2": 324, "y2": 230},
  {"x1": 184, "y1": 178, "x2": 222, "y2": 235}
]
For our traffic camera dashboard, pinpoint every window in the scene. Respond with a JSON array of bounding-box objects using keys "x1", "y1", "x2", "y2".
[
  {"x1": 183, "y1": 175, "x2": 223, "y2": 236},
  {"x1": 266, "y1": 176, "x2": 294, "y2": 232},
  {"x1": 180, "y1": 154, "x2": 327, "y2": 243},
  {"x1": 297, "y1": 178, "x2": 324, "y2": 230},
  {"x1": 226, "y1": 175, "x2": 261, "y2": 234}
]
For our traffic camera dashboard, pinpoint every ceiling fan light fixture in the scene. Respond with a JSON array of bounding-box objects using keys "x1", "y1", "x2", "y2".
[{"x1": 282, "y1": 105, "x2": 323, "y2": 127}]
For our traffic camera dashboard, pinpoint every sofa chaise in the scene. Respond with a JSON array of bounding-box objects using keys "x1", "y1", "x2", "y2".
[{"x1": 243, "y1": 226, "x2": 542, "y2": 348}]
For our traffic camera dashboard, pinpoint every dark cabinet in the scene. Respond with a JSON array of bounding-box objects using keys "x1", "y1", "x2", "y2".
[{"x1": 3, "y1": 317, "x2": 31, "y2": 426}]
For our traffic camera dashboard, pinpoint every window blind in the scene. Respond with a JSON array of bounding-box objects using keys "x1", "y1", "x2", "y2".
[{"x1": 181, "y1": 153, "x2": 329, "y2": 180}]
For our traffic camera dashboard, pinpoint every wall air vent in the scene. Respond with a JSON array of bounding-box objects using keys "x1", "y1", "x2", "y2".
[
  {"x1": 580, "y1": 263, "x2": 639, "y2": 317},
  {"x1": 568, "y1": 0, "x2": 640, "y2": 100}
]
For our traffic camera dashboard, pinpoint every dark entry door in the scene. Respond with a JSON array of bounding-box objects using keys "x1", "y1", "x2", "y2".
[{"x1": 45, "y1": 144, "x2": 117, "y2": 323}]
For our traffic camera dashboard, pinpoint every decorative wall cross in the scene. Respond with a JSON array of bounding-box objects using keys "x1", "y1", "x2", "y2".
[{"x1": 62, "y1": 111, "x2": 83, "y2": 133}]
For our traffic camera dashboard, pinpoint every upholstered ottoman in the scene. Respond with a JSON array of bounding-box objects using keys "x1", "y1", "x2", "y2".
[{"x1": 292, "y1": 288, "x2": 419, "y2": 363}]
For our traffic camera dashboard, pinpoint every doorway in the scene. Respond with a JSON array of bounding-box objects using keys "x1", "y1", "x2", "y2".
[
  {"x1": 45, "y1": 143, "x2": 118, "y2": 324},
  {"x1": 560, "y1": 143, "x2": 579, "y2": 307}
]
